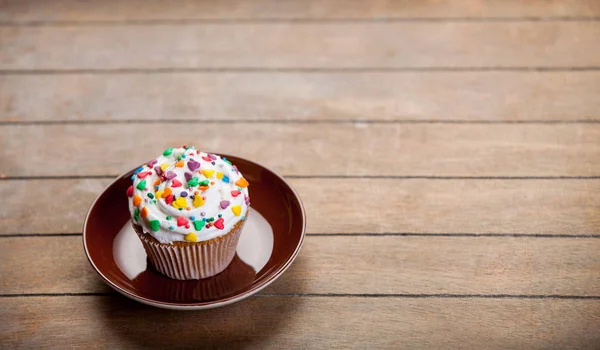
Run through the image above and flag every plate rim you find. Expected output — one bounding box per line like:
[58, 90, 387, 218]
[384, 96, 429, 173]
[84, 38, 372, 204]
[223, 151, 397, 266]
[82, 154, 306, 310]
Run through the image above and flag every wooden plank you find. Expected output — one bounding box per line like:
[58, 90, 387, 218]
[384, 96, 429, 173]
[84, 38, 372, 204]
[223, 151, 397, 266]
[2, 22, 599, 70]
[2, 296, 600, 348]
[1, 179, 598, 235]
[2, 72, 599, 122]
[1, 0, 598, 22]
[2, 236, 599, 295]
[2, 124, 600, 177]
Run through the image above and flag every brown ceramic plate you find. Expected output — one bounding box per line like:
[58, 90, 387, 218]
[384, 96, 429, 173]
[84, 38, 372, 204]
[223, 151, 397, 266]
[83, 155, 306, 310]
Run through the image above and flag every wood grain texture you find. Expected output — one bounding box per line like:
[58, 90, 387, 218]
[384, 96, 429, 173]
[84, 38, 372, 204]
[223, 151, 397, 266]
[2, 72, 599, 122]
[1, 0, 599, 22]
[2, 124, 600, 177]
[2, 22, 600, 70]
[2, 179, 599, 235]
[2, 236, 599, 295]
[2, 296, 600, 349]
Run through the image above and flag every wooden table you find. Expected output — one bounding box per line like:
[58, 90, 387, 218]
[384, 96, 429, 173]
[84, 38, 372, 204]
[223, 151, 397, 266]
[1, 1, 600, 348]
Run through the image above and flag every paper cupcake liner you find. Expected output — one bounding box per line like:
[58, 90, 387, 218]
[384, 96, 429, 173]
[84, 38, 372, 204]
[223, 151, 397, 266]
[134, 221, 245, 280]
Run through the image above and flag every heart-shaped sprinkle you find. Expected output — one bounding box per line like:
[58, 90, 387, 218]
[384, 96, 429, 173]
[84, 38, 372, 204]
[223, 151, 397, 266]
[177, 216, 188, 227]
[193, 220, 204, 230]
[208, 154, 217, 160]
[165, 171, 177, 180]
[133, 195, 142, 206]
[172, 197, 187, 209]
[165, 194, 174, 205]
[161, 188, 172, 198]
[175, 160, 184, 168]
[231, 205, 242, 216]
[171, 179, 182, 188]
[126, 185, 134, 197]
[140, 207, 149, 218]
[231, 190, 241, 197]
[220, 200, 230, 209]
[193, 196, 205, 208]
[188, 159, 201, 171]
[235, 178, 249, 188]
[184, 172, 193, 182]
[187, 177, 199, 187]
[147, 159, 158, 167]
[214, 218, 225, 230]
[160, 163, 170, 171]
[154, 166, 163, 176]
[201, 169, 214, 178]
[150, 220, 160, 231]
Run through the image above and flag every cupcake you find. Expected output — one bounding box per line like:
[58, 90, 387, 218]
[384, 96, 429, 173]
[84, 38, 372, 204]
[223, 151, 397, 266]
[127, 146, 250, 280]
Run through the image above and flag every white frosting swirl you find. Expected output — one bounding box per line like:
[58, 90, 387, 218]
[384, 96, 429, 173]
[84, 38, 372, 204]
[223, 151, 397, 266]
[128, 147, 250, 244]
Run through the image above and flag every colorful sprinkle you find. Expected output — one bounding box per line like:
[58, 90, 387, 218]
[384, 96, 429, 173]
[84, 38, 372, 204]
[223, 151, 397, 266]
[220, 200, 230, 209]
[222, 176, 230, 183]
[188, 159, 201, 171]
[165, 194, 174, 205]
[184, 232, 197, 242]
[154, 166, 163, 176]
[214, 218, 225, 230]
[134, 208, 140, 221]
[160, 163, 170, 171]
[134, 166, 144, 175]
[193, 195, 205, 208]
[126, 185, 134, 197]
[147, 159, 158, 167]
[161, 188, 172, 198]
[171, 179, 182, 188]
[155, 190, 164, 199]
[216, 172, 224, 180]
[198, 186, 209, 191]
[165, 171, 177, 180]
[193, 220, 203, 230]
[147, 193, 154, 199]
[175, 160, 184, 168]
[241, 216, 246, 221]
[172, 197, 187, 209]
[184, 172, 193, 182]
[235, 178, 249, 188]
[231, 205, 242, 216]
[163, 148, 174, 156]
[141, 207, 149, 218]
[202, 156, 212, 162]
[166, 216, 172, 220]
[133, 195, 142, 207]
[187, 177, 199, 187]
[180, 191, 188, 197]
[177, 216, 189, 227]
[169, 226, 174, 230]
[201, 169, 215, 178]
[190, 216, 195, 220]
[150, 220, 160, 231]
[231, 190, 241, 197]
[153, 179, 161, 187]
[136, 180, 146, 190]
[137, 171, 152, 179]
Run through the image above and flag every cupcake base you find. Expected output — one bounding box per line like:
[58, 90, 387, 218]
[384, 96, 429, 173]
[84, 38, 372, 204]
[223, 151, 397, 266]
[133, 220, 245, 280]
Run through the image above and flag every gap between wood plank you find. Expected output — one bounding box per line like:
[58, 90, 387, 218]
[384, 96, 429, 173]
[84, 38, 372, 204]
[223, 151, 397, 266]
[2, 67, 600, 75]
[2, 119, 600, 126]
[1, 293, 599, 299]
[1, 16, 600, 27]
